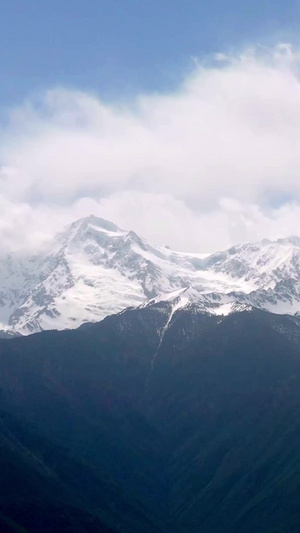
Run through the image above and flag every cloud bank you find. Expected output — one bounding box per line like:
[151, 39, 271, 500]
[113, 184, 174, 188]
[2, 43, 300, 252]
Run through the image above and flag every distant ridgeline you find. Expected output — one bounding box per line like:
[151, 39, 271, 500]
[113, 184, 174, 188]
[1, 216, 300, 335]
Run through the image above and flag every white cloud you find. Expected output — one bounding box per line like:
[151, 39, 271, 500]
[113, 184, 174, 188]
[2, 43, 300, 252]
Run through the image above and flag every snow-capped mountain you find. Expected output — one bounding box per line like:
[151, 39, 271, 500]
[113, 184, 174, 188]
[2, 215, 300, 334]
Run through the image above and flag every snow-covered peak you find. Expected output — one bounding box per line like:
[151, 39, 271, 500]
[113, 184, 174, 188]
[204, 236, 300, 291]
[1, 217, 300, 334]
[69, 214, 122, 234]
[56, 215, 126, 249]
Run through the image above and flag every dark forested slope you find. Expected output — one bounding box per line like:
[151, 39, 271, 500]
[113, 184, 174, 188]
[1, 304, 300, 532]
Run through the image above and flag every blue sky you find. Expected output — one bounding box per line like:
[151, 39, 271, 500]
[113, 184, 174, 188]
[1, 0, 300, 106]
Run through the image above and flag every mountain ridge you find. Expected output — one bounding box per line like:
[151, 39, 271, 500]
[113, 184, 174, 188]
[2, 215, 300, 334]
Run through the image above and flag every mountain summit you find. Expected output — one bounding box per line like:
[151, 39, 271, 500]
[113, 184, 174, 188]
[1, 216, 300, 334]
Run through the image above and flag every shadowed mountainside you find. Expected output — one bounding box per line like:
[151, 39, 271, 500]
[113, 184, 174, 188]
[1, 303, 300, 531]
